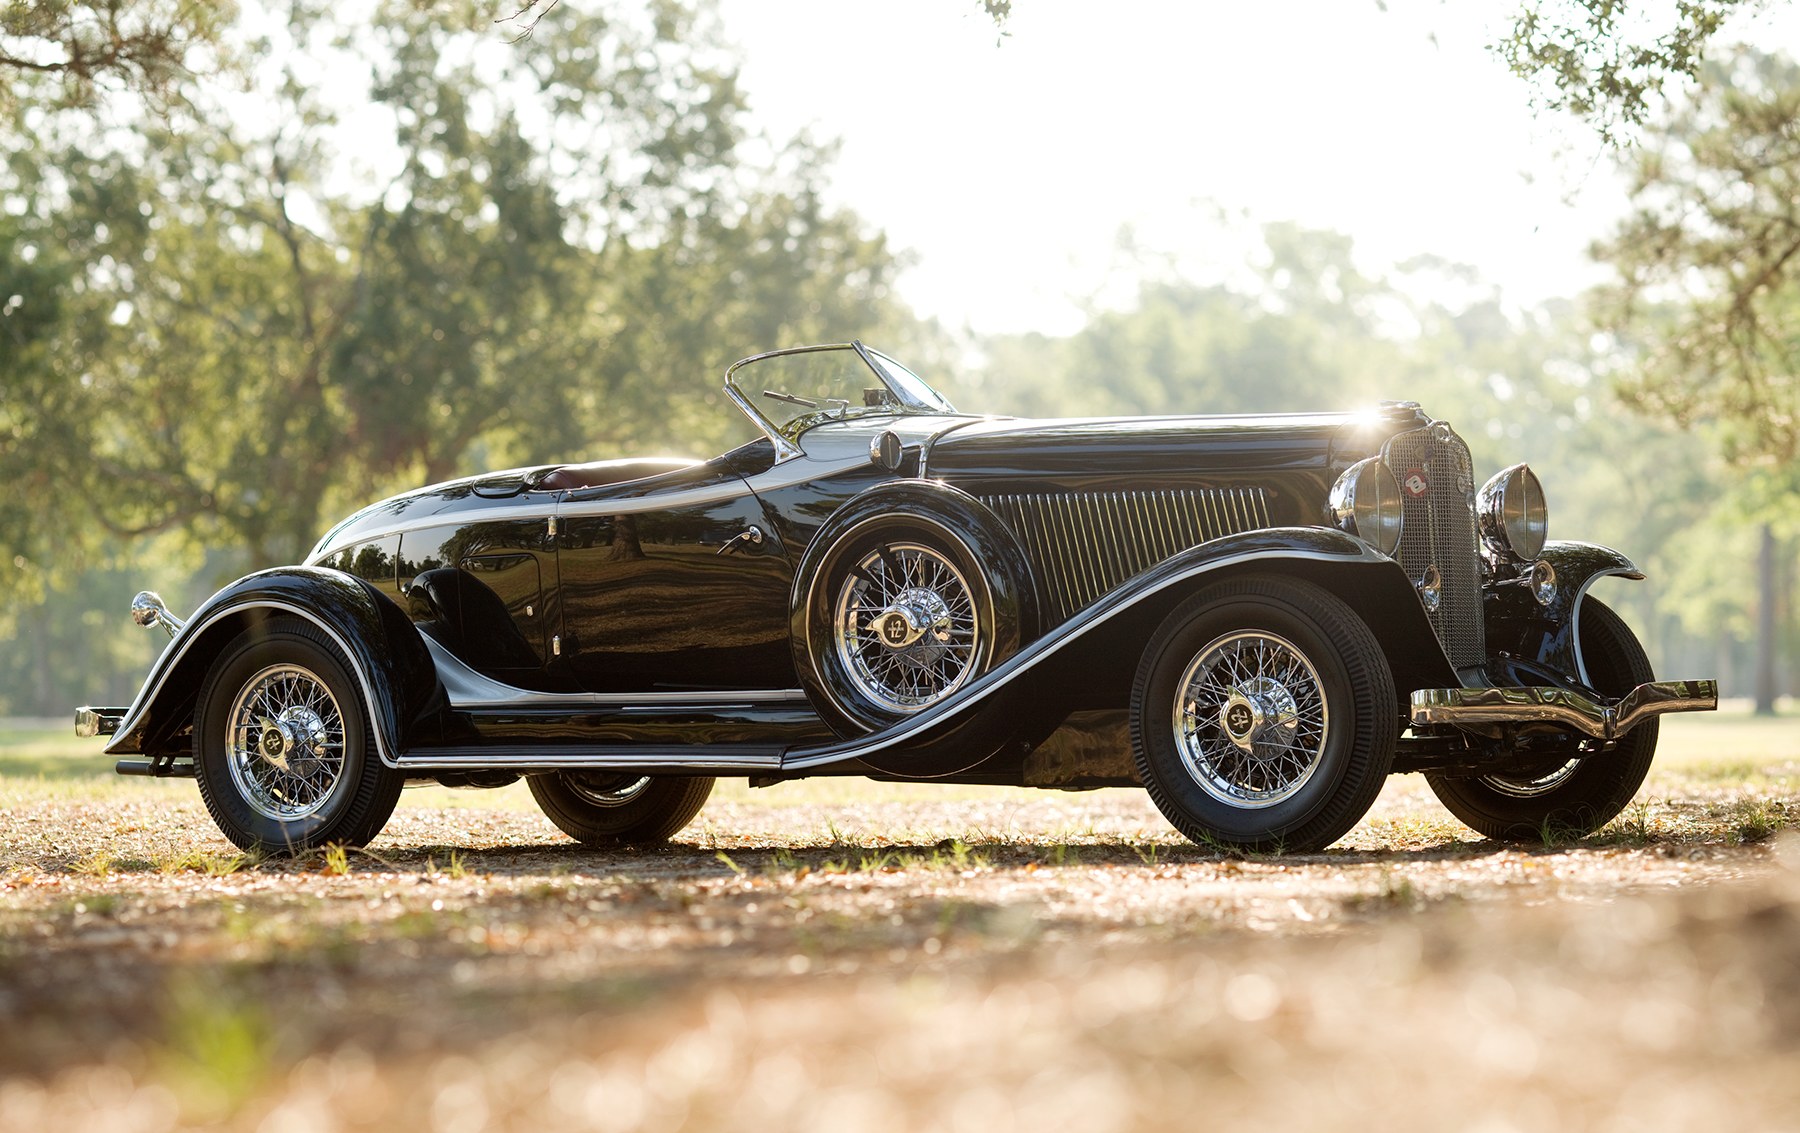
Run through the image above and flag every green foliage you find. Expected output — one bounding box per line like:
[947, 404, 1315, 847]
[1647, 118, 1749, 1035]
[0, 0, 915, 711]
[1593, 50, 1800, 469]
[1495, 0, 1754, 144]
[0, 0, 237, 110]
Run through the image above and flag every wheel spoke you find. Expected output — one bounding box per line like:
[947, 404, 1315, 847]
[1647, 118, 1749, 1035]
[224, 662, 349, 823]
[1171, 630, 1329, 808]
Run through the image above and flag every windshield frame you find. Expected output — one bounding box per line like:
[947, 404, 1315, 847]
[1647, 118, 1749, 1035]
[723, 341, 955, 460]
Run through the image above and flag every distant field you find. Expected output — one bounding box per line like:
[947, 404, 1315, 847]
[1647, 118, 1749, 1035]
[3, 707, 1797, 1132]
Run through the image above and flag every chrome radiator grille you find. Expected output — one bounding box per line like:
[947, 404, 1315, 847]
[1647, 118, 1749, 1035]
[1381, 423, 1486, 672]
[980, 488, 1271, 623]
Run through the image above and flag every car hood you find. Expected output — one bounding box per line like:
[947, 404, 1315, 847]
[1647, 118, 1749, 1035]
[921, 410, 1420, 483]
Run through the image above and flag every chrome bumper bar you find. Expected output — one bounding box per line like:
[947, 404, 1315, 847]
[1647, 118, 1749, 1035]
[1410, 679, 1718, 739]
[74, 706, 128, 738]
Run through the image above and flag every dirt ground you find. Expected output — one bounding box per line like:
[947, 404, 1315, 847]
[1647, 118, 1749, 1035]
[3, 712, 1800, 1132]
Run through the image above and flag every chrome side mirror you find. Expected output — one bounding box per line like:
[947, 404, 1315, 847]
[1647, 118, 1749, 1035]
[130, 591, 185, 638]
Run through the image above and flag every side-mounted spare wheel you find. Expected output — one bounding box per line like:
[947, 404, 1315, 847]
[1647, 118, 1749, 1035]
[528, 773, 715, 846]
[1427, 598, 1657, 841]
[793, 483, 1036, 736]
[194, 616, 406, 853]
[1130, 576, 1399, 853]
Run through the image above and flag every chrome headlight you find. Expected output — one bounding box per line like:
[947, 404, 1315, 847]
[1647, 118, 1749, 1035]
[1477, 463, 1548, 562]
[1327, 457, 1404, 557]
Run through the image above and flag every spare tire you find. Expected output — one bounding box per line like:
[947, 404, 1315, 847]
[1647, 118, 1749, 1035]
[791, 481, 1037, 736]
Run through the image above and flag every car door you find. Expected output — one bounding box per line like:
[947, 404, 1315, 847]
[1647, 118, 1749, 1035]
[554, 464, 796, 693]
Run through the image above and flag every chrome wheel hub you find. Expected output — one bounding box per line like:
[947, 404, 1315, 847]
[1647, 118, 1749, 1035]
[1173, 631, 1329, 808]
[873, 588, 955, 654]
[226, 664, 347, 822]
[833, 541, 983, 713]
[255, 706, 329, 778]
[1218, 676, 1301, 755]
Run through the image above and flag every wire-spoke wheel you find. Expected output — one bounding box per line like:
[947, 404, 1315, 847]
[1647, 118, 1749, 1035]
[798, 506, 1021, 738]
[195, 617, 404, 853]
[224, 664, 348, 822]
[831, 541, 984, 714]
[1131, 577, 1397, 853]
[1427, 599, 1658, 841]
[1173, 631, 1330, 808]
[529, 774, 715, 846]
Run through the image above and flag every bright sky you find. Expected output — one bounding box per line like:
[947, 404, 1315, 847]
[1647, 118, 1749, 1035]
[715, 0, 1793, 336]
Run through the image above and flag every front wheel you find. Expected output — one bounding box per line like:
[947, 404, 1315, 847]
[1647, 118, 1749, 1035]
[1130, 577, 1399, 853]
[194, 617, 405, 853]
[1426, 598, 1657, 841]
[528, 773, 715, 846]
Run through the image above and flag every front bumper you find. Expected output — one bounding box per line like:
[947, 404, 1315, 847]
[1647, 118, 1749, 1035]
[1410, 680, 1718, 739]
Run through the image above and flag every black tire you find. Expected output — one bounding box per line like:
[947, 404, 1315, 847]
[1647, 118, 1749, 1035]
[798, 515, 1013, 734]
[528, 773, 715, 846]
[194, 617, 405, 853]
[1427, 599, 1657, 841]
[1130, 577, 1399, 854]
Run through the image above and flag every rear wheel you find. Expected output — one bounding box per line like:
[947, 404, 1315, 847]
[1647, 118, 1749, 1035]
[1130, 577, 1398, 853]
[1427, 599, 1657, 841]
[528, 773, 715, 846]
[194, 617, 405, 853]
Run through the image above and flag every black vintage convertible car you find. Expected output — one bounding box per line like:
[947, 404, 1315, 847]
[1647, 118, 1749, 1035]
[77, 343, 1717, 853]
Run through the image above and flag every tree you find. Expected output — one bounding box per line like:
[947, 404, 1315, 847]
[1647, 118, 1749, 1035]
[1590, 51, 1800, 712]
[0, 0, 916, 712]
[0, 0, 235, 108]
[1494, 0, 1762, 145]
[1594, 52, 1800, 466]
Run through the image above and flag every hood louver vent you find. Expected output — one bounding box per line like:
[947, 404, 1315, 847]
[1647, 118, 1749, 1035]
[980, 488, 1271, 624]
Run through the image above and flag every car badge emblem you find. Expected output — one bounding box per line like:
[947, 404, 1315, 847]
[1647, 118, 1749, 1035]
[1402, 468, 1429, 497]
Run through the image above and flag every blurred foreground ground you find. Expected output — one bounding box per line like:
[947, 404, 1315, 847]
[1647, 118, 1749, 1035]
[1, 707, 1797, 1132]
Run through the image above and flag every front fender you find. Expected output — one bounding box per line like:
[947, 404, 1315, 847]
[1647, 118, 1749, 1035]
[105, 568, 443, 767]
[785, 526, 1449, 777]
[1486, 540, 1645, 687]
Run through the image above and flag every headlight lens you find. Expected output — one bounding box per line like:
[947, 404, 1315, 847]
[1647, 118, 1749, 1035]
[1327, 457, 1404, 557]
[1477, 463, 1548, 562]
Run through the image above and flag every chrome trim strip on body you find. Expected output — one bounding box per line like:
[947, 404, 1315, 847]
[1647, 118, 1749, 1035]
[421, 636, 809, 710]
[104, 598, 406, 767]
[779, 534, 1397, 771]
[308, 480, 766, 557]
[394, 748, 785, 771]
[1408, 679, 1718, 739]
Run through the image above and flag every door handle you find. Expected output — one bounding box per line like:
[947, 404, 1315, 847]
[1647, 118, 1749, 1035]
[716, 525, 765, 555]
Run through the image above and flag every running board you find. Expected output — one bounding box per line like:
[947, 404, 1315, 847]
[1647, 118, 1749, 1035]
[395, 745, 786, 772]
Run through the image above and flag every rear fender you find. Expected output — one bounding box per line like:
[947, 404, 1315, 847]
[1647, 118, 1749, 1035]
[105, 568, 443, 767]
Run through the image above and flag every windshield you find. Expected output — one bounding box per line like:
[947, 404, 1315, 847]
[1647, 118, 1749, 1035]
[724, 343, 955, 448]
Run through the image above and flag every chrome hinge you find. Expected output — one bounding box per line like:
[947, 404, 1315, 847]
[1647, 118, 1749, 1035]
[547, 516, 558, 538]
[552, 634, 561, 656]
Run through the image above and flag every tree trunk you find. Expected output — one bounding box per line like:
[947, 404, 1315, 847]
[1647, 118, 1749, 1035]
[1754, 522, 1778, 716]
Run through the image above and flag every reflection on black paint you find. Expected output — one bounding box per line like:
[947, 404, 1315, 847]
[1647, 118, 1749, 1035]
[559, 495, 794, 693]
[397, 519, 554, 686]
